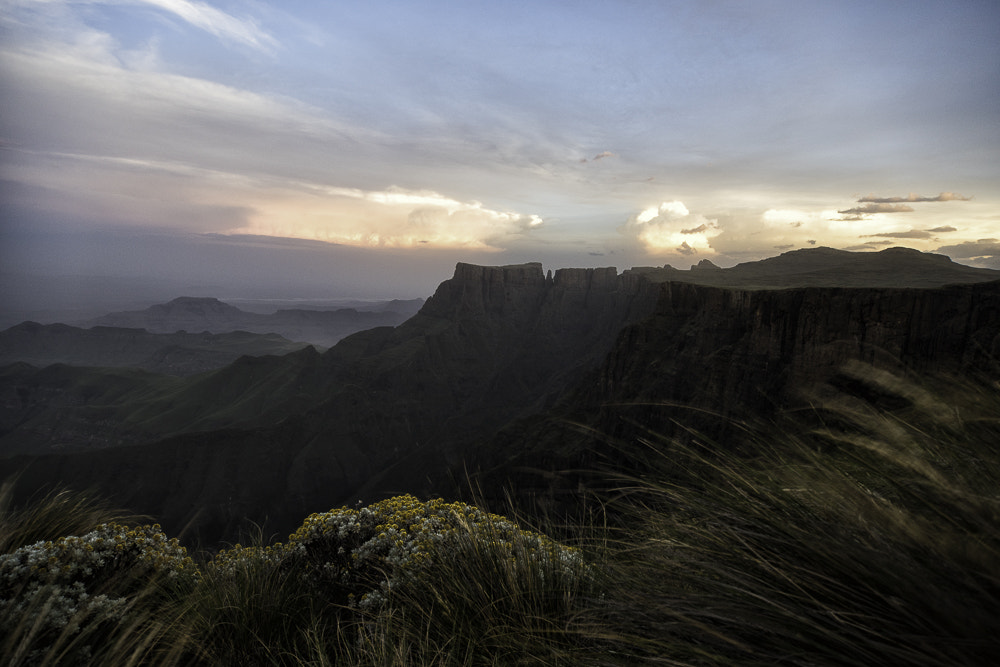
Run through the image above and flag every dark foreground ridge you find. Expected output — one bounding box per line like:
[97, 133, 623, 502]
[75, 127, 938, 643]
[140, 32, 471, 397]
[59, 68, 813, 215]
[1, 248, 999, 545]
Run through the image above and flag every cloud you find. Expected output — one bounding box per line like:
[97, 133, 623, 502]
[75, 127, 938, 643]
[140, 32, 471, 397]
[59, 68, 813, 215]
[680, 223, 712, 234]
[579, 150, 616, 163]
[927, 225, 957, 232]
[838, 203, 914, 215]
[233, 184, 544, 250]
[111, 0, 279, 52]
[774, 244, 795, 250]
[620, 201, 721, 255]
[934, 238, 1000, 257]
[762, 209, 838, 228]
[860, 230, 934, 239]
[843, 241, 894, 251]
[807, 239, 816, 245]
[934, 239, 1000, 269]
[858, 192, 972, 203]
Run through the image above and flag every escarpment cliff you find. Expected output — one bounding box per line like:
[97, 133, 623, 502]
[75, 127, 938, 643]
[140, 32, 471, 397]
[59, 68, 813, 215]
[2, 251, 998, 545]
[0, 263, 661, 542]
[592, 279, 1000, 412]
[464, 278, 1000, 506]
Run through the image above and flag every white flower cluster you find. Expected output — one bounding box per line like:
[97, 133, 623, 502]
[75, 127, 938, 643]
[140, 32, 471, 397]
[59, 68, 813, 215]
[0, 523, 196, 644]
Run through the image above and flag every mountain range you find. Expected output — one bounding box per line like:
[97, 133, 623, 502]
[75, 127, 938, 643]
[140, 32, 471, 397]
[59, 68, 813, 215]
[0, 296, 424, 377]
[83, 296, 424, 347]
[1, 247, 998, 545]
[0, 322, 313, 376]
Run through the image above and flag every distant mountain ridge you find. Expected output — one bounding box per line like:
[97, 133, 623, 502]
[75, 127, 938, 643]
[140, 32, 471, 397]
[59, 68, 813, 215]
[1, 247, 998, 544]
[629, 246, 1000, 288]
[0, 322, 312, 376]
[83, 296, 424, 347]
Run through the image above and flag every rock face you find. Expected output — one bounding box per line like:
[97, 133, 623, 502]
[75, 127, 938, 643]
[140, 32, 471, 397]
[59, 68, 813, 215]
[592, 280, 1000, 413]
[464, 278, 1000, 508]
[0, 263, 661, 543]
[2, 252, 998, 546]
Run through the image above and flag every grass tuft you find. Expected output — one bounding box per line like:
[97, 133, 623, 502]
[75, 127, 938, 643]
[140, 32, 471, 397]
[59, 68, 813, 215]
[2, 368, 997, 665]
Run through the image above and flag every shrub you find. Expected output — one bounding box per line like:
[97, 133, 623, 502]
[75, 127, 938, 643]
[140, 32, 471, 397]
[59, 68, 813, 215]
[0, 523, 198, 666]
[201, 495, 595, 665]
[285, 495, 588, 609]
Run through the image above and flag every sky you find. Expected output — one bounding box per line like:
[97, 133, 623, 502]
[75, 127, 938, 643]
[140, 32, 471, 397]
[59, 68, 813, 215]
[2, 0, 999, 316]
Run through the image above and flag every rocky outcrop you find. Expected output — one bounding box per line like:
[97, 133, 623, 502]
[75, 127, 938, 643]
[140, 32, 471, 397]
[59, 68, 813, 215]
[464, 278, 1000, 508]
[588, 280, 1000, 418]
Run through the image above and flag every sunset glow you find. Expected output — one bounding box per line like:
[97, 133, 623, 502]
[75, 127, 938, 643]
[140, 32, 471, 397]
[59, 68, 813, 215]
[1, 0, 998, 310]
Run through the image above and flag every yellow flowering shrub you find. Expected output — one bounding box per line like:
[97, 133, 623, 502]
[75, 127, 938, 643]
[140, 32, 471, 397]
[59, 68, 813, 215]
[282, 494, 588, 610]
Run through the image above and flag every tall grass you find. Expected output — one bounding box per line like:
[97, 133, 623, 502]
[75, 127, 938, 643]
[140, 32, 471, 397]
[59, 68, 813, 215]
[597, 366, 1000, 665]
[0, 480, 139, 555]
[2, 365, 997, 665]
[0, 485, 199, 666]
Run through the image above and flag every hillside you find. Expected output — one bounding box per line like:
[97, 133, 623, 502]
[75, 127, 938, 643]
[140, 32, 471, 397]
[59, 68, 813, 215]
[84, 296, 423, 347]
[1, 248, 999, 544]
[0, 322, 313, 376]
[629, 246, 1000, 288]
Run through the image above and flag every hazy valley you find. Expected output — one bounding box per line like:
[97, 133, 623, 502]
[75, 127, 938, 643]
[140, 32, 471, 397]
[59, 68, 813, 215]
[3, 246, 1000, 665]
[2, 246, 997, 541]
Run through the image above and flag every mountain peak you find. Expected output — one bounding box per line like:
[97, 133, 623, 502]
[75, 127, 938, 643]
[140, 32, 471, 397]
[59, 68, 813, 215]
[692, 259, 720, 270]
[156, 297, 244, 316]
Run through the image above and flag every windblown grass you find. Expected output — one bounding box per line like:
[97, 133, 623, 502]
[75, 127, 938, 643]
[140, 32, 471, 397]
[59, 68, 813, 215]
[2, 367, 997, 665]
[0, 481, 139, 555]
[597, 368, 1000, 665]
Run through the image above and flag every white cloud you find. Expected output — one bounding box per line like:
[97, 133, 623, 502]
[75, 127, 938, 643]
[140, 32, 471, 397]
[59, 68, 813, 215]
[233, 184, 544, 250]
[621, 201, 721, 255]
[7, 0, 277, 52]
[136, 0, 277, 52]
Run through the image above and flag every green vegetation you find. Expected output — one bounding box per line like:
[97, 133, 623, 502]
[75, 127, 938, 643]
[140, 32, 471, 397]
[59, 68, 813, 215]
[595, 368, 1000, 665]
[2, 369, 998, 665]
[2, 494, 593, 666]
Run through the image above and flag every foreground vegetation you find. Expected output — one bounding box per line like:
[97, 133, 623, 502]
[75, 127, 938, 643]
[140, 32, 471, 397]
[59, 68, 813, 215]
[2, 367, 998, 665]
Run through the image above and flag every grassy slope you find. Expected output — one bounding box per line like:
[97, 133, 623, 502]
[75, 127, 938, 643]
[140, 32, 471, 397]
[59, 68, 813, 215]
[2, 369, 997, 666]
